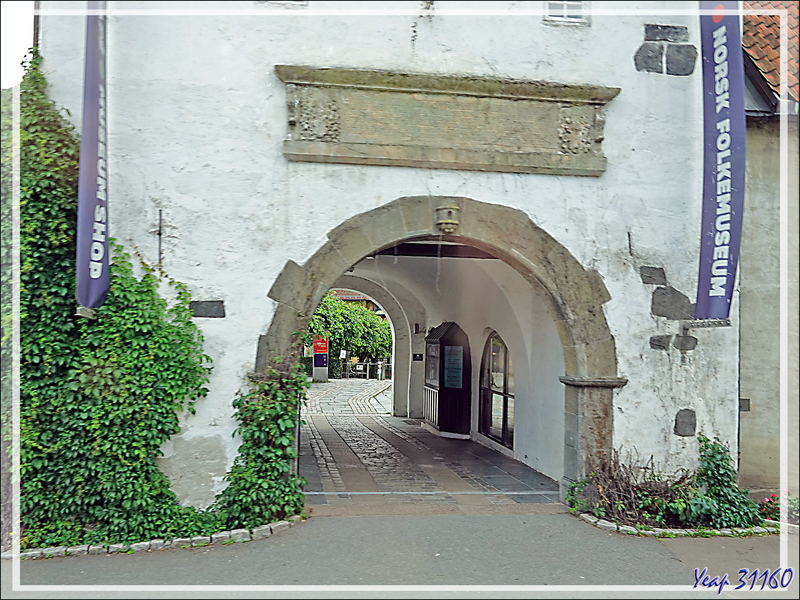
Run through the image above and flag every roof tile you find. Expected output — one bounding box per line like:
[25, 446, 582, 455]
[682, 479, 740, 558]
[743, 0, 799, 102]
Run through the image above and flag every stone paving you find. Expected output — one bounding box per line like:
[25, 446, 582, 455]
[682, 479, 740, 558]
[299, 379, 562, 514]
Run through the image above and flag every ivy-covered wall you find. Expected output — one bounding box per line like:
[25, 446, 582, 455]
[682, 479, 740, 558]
[14, 51, 305, 550]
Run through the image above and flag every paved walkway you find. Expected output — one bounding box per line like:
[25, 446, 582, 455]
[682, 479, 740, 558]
[299, 379, 562, 516]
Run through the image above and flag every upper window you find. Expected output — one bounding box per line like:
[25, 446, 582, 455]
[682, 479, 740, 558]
[544, 1, 589, 25]
[479, 332, 515, 450]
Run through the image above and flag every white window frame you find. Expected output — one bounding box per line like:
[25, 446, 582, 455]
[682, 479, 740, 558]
[543, 1, 590, 26]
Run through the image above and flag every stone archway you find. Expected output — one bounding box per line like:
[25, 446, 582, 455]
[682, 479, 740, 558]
[331, 274, 412, 417]
[258, 196, 627, 492]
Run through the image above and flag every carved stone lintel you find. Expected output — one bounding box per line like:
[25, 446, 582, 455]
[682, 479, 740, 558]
[558, 376, 628, 388]
[276, 65, 619, 176]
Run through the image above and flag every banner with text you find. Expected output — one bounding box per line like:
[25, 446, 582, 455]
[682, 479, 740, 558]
[75, 1, 109, 309]
[694, 0, 746, 320]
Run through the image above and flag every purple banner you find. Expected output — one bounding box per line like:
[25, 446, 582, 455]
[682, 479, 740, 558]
[75, 1, 109, 309]
[694, 0, 746, 320]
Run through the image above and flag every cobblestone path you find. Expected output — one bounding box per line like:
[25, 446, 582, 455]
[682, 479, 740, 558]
[299, 380, 564, 516]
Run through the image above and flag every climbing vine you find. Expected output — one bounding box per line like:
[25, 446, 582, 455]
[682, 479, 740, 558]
[212, 364, 307, 530]
[18, 50, 222, 549]
[16, 50, 309, 551]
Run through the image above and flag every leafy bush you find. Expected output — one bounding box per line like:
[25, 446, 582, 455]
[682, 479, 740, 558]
[695, 433, 761, 528]
[212, 364, 307, 530]
[18, 49, 222, 549]
[566, 434, 763, 530]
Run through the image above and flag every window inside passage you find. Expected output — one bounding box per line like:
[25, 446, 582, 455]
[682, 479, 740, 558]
[480, 332, 515, 449]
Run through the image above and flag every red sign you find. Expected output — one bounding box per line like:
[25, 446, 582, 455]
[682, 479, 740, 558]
[313, 336, 328, 354]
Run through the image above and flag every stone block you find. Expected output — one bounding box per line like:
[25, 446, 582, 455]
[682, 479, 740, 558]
[171, 537, 193, 549]
[230, 528, 251, 542]
[640, 266, 667, 285]
[255, 303, 308, 372]
[41, 546, 67, 558]
[651, 286, 694, 320]
[303, 241, 351, 299]
[270, 520, 291, 534]
[564, 385, 579, 415]
[563, 444, 580, 482]
[397, 196, 435, 237]
[189, 300, 225, 318]
[618, 525, 637, 535]
[543, 244, 606, 319]
[130, 541, 150, 552]
[327, 215, 378, 267]
[718, 528, 733, 536]
[672, 335, 698, 351]
[107, 543, 129, 554]
[67, 545, 89, 556]
[568, 307, 614, 345]
[733, 528, 750, 534]
[252, 525, 272, 540]
[564, 412, 578, 448]
[666, 44, 697, 76]
[580, 513, 598, 524]
[581, 338, 619, 378]
[674, 408, 696, 436]
[88, 545, 107, 555]
[20, 550, 42, 560]
[645, 24, 689, 42]
[650, 335, 672, 350]
[211, 531, 230, 544]
[192, 536, 211, 547]
[640, 530, 659, 537]
[288, 515, 303, 526]
[149, 539, 166, 550]
[751, 527, 768, 534]
[266, 260, 313, 312]
[352, 201, 408, 251]
[635, 42, 664, 73]
[596, 519, 617, 531]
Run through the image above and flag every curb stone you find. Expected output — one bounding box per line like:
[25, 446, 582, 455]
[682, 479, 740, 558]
[8, 515, 306, 560]
[574, 512, 786, 538]
[765, 519, 798, 535]
[230, 529, 251, 543]
[270, 520, 291, 534]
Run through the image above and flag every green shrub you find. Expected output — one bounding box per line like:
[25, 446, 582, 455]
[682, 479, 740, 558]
[212, 364, 307, 530]
[565, 434, 763, 530]
[17, 49, 222, 549]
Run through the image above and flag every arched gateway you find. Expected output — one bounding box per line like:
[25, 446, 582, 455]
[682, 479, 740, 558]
[259, 196, 627, 494]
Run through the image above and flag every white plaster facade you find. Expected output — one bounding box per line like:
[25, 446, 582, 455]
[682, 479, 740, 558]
[38, 1, 745, 507]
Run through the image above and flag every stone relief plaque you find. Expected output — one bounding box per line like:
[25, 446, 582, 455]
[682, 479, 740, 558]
[276, 65, 620, 176]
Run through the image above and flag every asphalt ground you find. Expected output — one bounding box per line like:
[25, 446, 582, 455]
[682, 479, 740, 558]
[4, 380, 797, 599]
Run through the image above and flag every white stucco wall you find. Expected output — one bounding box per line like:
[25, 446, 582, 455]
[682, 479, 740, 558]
[37, 1, 741, 504]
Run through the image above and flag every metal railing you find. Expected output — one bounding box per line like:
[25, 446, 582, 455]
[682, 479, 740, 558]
[345, 361, 391, 380]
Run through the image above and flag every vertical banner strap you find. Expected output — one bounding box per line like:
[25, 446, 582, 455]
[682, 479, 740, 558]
[75, 0, 109, 309]
[694, 0, 746, 321]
